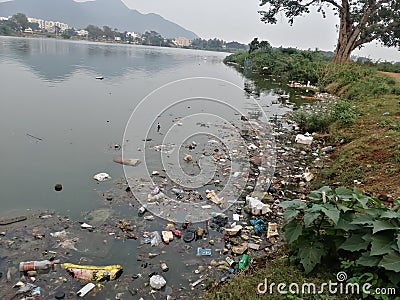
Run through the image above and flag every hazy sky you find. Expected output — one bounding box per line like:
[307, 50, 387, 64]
[2, 0, 398, 61]
[120, 0, 399, 62]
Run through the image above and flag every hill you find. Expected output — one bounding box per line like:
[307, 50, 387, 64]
[0, 0, 198, 39]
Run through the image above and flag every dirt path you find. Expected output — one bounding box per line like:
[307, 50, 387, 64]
[379, 71, 400, 84]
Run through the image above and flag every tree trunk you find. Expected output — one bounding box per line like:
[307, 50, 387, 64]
[333, 38, 354, 62]
[333, 0, 354, 63]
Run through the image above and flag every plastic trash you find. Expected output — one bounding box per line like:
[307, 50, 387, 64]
[295, 134, 313, 145]
[197, 248, 212, 256]
[161, 231, 174, 244]
[149, 274, 167, 289]
[302, 167, 314, 182]
[191, 278, 203, 287]
[182, 230, 196, 243]
[93, 173, 111, 182]
[206, 190, 224, 205]
[16, 283, 37, 294]
[183, 154, 192, 162]
[113, 157, 141, 167]
[246, 196, 271, 215]
[160, 262, 169, 272]
[76, 283, 95, 297]
[224, 225, 242, 236]
[138, 205, 147, 214]
[148, 192, 165, 201]
[238, 254, 249, 270]
[150, 231, 162, 247]
[250, 218, 265, 235]
[61, 263, 122, 281]
[171, 188, 183, 195]
[171, 228, 182, 238]
[321, 146, 334, 152]
[31, 287, 41, 296]
[267, 222, 279, 239]
[19, 260, 59, 271]
[80, 223, 93, 229]
[225, 256, 235, 267]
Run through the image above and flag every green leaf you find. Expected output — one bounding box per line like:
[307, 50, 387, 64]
[338, 234, 369, 251]
[372, 220, 397, 234]
[370, 232, 395, 256]
[386, 271, 400, 285]
[362, 232, 373, 242]
[356, 251, 381, 267]
[298, 241, 325, 274]
[336, 203, 352, 213]
[380, 210, 400, 219]
[335, 213, 359, 231]
[352, 192, 369, 209]
[378, 251, 400, 272]
[335, 187, 353, 199]
[318, 186, 332, 194]
[303, 210, 321, 226]
[351, 214, 374, 225]
[283, 208, 301, 221]
[308, 192, 322, 201]
[279, 199, 306, 210]
[283, 220, 303, 244]
[320, 203, 340, 225]
[397, 233, 400, 251]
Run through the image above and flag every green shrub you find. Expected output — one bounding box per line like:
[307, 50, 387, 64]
[279, 186, 400, 286]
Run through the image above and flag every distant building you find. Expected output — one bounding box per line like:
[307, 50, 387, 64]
[0, 16, 9, 21]
[114, 36, 121, 41]
[28, 17, 69, 33]
[174, 37, 191, 47]
[76, 29, 88, 36]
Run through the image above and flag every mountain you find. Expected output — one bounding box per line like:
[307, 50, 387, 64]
[0, 0, 198, 39]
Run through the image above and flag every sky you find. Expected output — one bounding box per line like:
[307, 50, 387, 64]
[119, 0, 399, 62]
[1, 0, 398, 61]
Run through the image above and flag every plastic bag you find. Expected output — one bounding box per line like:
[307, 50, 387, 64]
[150, 231, 162, 247]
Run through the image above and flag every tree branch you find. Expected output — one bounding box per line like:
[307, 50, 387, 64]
[355, 21, 400, 47]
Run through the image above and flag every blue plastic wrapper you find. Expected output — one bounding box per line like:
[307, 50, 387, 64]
[250, 218, 265, 235]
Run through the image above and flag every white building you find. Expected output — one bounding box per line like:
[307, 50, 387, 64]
[76, 29, 88, 36]
[27, 17, 69, 32]
[174, 37, 191, 47]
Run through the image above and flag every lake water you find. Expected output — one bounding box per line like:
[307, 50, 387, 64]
[0, 36, 292, 218]
[0, 36, 293, 298]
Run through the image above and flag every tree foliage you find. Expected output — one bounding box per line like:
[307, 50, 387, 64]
[9, 13, 28, 31]
[258, 0, 400, 62]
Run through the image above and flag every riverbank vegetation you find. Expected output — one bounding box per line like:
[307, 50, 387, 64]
[204, 47, 400, 299]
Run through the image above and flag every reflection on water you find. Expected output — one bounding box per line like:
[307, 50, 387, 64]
[0, 36, 218, 82]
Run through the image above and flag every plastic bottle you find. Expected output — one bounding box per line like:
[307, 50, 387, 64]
[19, 260, 59, 272]
[138, 204, 147, 214]
[238, 254, 249, 270]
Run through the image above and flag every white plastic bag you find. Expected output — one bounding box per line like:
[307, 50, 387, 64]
[150, 231, 162, 247]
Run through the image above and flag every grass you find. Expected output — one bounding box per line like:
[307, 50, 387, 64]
[315, 91, 400, 199]
[202, 247, 352, 300]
